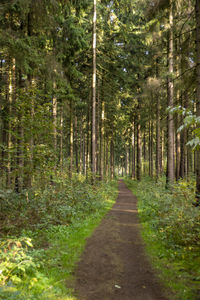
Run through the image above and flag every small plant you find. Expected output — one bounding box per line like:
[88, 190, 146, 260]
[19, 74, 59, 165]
[0, 237, 38, 286]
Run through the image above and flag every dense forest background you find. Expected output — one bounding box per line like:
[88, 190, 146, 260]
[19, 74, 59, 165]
[0, 0, 200, 191]
[1, 0, 200, 299]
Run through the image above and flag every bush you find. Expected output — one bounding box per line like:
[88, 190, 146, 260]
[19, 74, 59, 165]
[125, 177, 200, 300]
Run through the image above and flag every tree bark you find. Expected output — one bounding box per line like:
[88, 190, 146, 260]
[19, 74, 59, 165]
[69, 100, 73, 178]
[52, 80, 57, 171]
[137, 111, 142, 181]
[100, 99, 105, 180]
[60, 106, 64, 171]
[175, 114, 181, 181]
[195, 0, 200, 200]
[92, 0, 97, 183]
[74, 116, 79, 173]
[156, 95, 160, 181]
[166, 0, 175, 186]
[131, 121, 135, 179]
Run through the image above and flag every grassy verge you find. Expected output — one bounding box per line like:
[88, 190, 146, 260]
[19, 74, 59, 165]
[125, 177, 200, 300]
[0, 177, 118, 299]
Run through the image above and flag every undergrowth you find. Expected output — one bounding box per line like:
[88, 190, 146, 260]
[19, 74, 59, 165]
[125, 176, 200, 300]
[0, 174, 118, 299]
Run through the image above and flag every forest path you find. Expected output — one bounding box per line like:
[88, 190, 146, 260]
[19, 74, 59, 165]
[74, 180, 169, 300]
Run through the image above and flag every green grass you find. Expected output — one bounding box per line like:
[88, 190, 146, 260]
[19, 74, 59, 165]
[125, 176, 200, 300]
[0, 179, 118, 300]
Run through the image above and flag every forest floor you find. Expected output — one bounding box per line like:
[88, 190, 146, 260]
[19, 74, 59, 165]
[74, 180, 170, 300]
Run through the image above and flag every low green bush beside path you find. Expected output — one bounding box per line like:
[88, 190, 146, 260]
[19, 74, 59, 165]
[0, 177, 118, 300]
[125, 177, 200, 300]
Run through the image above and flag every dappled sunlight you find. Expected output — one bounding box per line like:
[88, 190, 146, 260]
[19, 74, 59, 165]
[112, 208, 137, 213]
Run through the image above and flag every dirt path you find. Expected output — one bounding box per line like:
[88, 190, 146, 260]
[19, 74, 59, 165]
[74, 180, 169, 300]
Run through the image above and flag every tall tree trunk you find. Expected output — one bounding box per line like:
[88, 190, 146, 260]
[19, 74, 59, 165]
[92, 0, 97, 183]
[15, 71, 24, 193]
[137, 111, 142, 181]
[131, 121, 135, 179]
[74, 116, 79, 173]
[100, 99, 105, 180]
[79, 118, 83, 174]
[52, 80, 57, 171]
[143, 129, 146, 175]
[60, 106, 64, 171]
[69, 100, 73, 178]
[125, 144, 129, 176]
[175, 114, 181, 181]
[86, 93, 91, 178]
[166, 0, 175, 186]
[110, 135, 114, 179]
[105, 135, 109, 179]
[156, 96, 160, 181]
[7, 58, 15, 188]
[148, 119, 151, 177]
[151, 120, 154, 177]
[196, 0, 200, 201]
[96, 79, 100, 177]
[160, 128, 164, 173]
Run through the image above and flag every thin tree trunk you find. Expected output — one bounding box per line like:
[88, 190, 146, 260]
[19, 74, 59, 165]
[69, 100, 73, 178]
[166, 0, 175, 186]
[131, 121, 135, 179]
[15, 71, 24, 192]
[105, 135, 109, 179]
[156, 95, 160, 181]
[151, 120, 154, 177]
[92, 0, 97, 183]
[74, 116, 79, 173]
[195, 0, 200, 201]
[60, 106, 64, 171]
[96, 79, 100, 177]
[137, 111, 142, 181]
[100, 99, 104, 180]
[79, 118, 83, 174]
[86, 93, 91, 178]
[53, 80, 57, 171]
[176, 114, 181, 181]
[161, 129, 164, 173]
[7, 58, 15, 188]
[110, 135, 114, 179]
[143, 129, 146, 175]
[149, 119, 151, 177]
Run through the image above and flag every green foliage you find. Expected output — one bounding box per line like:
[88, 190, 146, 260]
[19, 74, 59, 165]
[169, 106, 200, 149]
[0, 177, 118, 299]
[125, 177, 200, 300]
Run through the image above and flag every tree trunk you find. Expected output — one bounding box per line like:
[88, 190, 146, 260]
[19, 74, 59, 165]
[52, 80, 57, 171]
[148, 119, 151, 177]
[7, 58, 15, 188]
[175, 114, 181, 181]
[69, 100, 73, 178]
[151, 120, 154, 177]
[131, 121, 135, 179]
[79, 118, 83, 174]
[196, 0, 200, 201]
[15, 71, 24, 192]
[143, 129, 146, 175]
[92, 0, 97, 183]
[166, 0, 175, 186]
[137, 111, 142, 181]
[60, 106, 64, 171]
[100, 99, 104, 180]
[156, 96, 160, 181]
[74, 116, 79, 173]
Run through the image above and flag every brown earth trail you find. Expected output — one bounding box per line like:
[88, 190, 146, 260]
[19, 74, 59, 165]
[74, 180, 170, 300]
